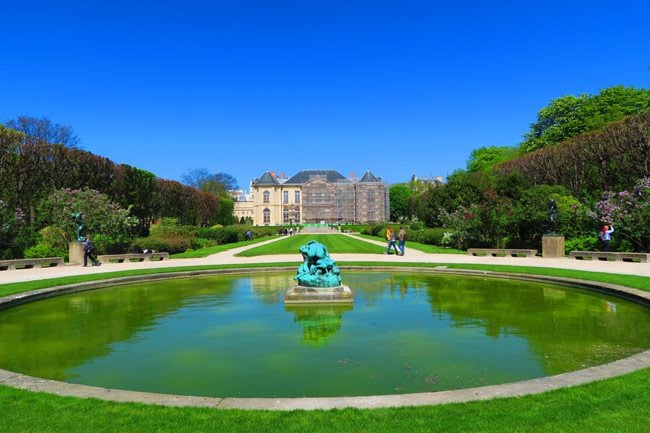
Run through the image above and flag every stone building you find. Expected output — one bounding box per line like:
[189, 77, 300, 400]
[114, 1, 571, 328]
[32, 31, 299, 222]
[246, 169, 389, 226]
[231, 189, 254, 223]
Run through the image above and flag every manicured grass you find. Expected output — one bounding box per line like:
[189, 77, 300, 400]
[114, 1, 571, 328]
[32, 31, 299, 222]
[1, 262, 649, 432]
[0, 369, 648, 433]
[170, 236, 274, 258]
[351, 233, 466, 254]
[235, 234, 385, 256]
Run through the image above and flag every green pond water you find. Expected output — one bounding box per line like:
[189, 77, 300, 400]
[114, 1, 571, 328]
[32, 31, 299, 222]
[0, 272, 649, 398]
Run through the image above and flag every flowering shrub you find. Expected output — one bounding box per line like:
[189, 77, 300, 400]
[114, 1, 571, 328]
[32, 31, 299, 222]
[38, 188, 138, 250]
[439, 190, 513, 249]
[596, 178, 650, 251]
[0, 200, 36, 258]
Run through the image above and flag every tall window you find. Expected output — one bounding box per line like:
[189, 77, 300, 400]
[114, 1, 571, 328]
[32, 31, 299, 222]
[263, 191, 270, 204]
[295, 191, 300, 204]
[263, 208, 271, 224]
[294, 210, 300, 223]
[283, 191, 289, 204]
[283, 208, 290, 223]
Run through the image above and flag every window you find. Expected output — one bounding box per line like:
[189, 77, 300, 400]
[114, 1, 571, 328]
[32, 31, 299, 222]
[263, 191, 270, 204]
[294, 210, 300, 223]
[283, 191, 289, 204]
[295, 191, 300, 204]
[283, 208, 290, 223]
[263, 208, 270, 224]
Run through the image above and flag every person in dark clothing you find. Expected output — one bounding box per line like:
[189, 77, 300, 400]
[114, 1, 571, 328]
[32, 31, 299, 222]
[83, 234, 100, 266]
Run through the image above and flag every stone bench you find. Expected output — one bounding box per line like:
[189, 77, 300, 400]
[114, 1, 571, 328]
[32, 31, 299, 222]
[569, 251, 649, 263]
[0, 257, 64, 271]
[97, 252, 170, 263]
[467, 248, 538, 257]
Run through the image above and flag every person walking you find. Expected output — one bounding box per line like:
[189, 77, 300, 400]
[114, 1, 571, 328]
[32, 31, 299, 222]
[386, 226, 399, 255]
[600, 224, 614, 252]
[397, 227, 407, 256]
[83, 234, 101, 267]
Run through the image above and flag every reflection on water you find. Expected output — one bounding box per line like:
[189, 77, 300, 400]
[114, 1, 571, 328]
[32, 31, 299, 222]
[285, 304, 353, 347]
[0, 272, 648, 398]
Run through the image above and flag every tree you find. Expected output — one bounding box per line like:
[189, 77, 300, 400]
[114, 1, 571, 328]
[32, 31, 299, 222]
[4, 115, 81, 148]
[389, 184, 413, 222]
[38, 188, 138, 248]
[466, 146, 518, 173]
[181, 168, 239, 191]
[110, 165, 157, 233]
[521, 86, 650, 152]
[0, 198, 36, 259]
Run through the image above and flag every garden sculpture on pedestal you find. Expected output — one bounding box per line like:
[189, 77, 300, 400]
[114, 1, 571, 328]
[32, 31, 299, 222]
[71, 212, 86, 241]
[293, 240, 342, 288]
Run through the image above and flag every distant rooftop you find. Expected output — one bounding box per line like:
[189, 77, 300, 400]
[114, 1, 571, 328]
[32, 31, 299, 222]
[252, 169, 387, 186]
[358, 170, 381, 183]
[252, 171, 281, 186]
[284, 170, 350, 184]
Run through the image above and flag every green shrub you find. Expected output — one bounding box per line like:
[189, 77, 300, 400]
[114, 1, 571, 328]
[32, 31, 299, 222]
[408, 221, 425, 231]
[564, 236, 599, 254]
[192, 238, 216, 249]
[23, 243, 66, 259]
[409, 228, 448, 246]
[150, 218, 197, 239]
[92, 233, 131, 254]
[251, 226, 276, 238]
[131, 236, 192, 254]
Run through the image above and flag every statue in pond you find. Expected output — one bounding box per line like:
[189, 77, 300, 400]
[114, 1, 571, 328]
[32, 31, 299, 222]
[294, 240, 342, 288]
[71, 212, 86, 241]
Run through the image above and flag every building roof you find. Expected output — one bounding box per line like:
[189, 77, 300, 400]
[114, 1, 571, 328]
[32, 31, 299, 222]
[252, 171, 281, 186]
[284, 169, 351, 185]
[358, 170, 381, 183]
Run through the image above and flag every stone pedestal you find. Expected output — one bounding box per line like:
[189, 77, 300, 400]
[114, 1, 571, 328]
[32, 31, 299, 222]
[542, 235, 565, 258]
[69, 241, 85, 265]
[284, 285, 354, 304]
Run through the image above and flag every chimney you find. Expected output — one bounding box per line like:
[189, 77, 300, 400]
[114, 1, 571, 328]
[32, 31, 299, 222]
[350, 171, 355, 180]
[271, 171, 276, 178]
[281, 172, 286, 180]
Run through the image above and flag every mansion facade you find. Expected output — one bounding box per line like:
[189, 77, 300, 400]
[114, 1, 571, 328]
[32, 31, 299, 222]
[233, 169, 389, 226]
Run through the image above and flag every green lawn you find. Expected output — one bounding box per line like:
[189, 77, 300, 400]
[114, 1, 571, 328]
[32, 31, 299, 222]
[0, 368, 648, 433]
[235, 234, 385, 256]
[170, 236, 274, 258]
[1, 262, 649, 432]
[350, 233, 466, 254]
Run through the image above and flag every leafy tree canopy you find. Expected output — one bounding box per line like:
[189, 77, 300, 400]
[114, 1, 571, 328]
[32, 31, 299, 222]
[521, 85, 650, 152]
[389, 184, 413, 222]
[38, 188, 138, 245]
[466, 146, 518, 173]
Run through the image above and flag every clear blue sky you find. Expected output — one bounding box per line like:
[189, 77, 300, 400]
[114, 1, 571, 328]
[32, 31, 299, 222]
[2, 1, 648, 188]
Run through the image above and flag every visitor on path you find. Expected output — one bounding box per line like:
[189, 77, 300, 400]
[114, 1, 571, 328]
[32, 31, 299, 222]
[397, 227, 407, 256]
[246, 229, 253, 241]
[600, 224, 614, 252]
[83, 234, 101, 267]
[386, 227, 400, 255]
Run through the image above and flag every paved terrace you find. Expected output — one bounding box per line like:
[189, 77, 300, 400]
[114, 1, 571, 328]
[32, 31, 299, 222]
[1, 233, 649, 285]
